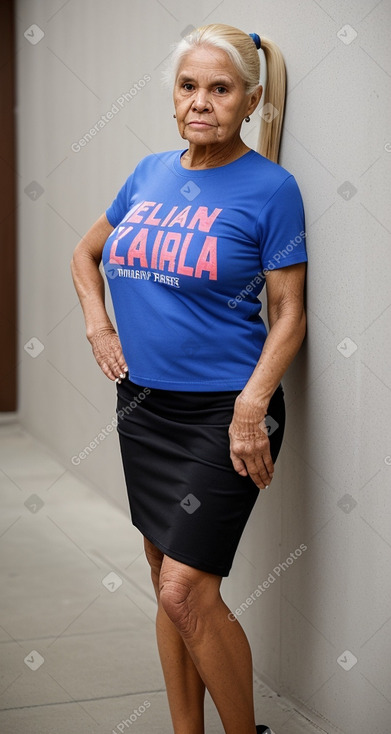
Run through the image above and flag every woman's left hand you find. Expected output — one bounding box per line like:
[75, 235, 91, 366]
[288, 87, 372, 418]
[228, 392, 274, 490]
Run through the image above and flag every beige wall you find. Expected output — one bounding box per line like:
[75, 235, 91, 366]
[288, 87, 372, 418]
[16, 1, 391, 732]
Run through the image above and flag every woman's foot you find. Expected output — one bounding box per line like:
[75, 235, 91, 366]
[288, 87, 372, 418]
[256, 726, 272, 734]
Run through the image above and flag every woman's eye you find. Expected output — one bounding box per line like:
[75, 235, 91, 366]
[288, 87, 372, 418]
[183, 83, 194, 91]
[215, 86, 227, 94]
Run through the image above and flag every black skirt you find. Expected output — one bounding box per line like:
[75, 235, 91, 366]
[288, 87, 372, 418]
[116, 376, 285, 577]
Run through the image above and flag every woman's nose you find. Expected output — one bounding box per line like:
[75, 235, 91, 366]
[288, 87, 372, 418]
[192, 90, 211, 111]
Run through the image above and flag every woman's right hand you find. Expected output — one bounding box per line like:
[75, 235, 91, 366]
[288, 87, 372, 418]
[88, 327, 128, 382]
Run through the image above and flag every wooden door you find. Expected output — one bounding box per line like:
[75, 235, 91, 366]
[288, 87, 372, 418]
[0, 0, 17, 411]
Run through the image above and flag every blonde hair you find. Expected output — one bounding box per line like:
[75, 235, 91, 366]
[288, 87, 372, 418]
[164, 23, 286, 164]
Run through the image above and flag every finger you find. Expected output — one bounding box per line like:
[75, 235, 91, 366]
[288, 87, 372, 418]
[99, 360, 117, 381]
[245, 456, 273, 489]
[109, 342, 127, 373]
[263, 453, 274, 479]
[253, 439, 274, 479]
[253, 449, 274, 480]
[230, 452, 248, 476]
[103, 368, 117, 381]
[113, 346, 128, 373]
[249, 469, 271, 489]
[107, 357, 127, 379]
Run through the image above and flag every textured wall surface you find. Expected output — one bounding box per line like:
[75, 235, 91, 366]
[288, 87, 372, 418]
[15, 1, 391, 732]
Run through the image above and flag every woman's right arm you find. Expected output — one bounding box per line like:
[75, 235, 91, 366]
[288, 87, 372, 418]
[70, 212, 128, 381]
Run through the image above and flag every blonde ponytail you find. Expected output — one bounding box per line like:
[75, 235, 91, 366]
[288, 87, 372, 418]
[257, 37, 287, 163]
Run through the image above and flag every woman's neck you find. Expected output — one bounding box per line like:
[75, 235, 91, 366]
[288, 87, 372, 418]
[180, 139, 250, 170]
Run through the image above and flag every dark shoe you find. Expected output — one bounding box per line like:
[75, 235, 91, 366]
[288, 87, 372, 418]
[256, 726, 272, 734]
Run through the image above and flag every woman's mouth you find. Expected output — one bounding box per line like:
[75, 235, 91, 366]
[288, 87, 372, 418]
[188, 121, 214, 128]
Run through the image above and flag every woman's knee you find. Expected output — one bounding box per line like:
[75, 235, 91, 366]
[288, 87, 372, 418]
[159, 557, 221, 637]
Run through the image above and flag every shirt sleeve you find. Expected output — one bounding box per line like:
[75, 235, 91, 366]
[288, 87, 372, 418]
[257, 174, 308, 272]
[105, 172, 134, 227]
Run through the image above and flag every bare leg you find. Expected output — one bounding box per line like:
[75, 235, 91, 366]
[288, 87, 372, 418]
[159, 555, 257, 734]
[144, 538, 206, 734]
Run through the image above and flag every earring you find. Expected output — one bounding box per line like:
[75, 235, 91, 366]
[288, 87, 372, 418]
[245, 116, 250, 122]
[173, 114, 176, 118]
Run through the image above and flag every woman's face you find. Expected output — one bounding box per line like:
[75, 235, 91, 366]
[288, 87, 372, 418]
[173, 45, 261, 147]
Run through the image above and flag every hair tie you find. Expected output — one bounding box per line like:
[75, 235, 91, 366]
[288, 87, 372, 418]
[249, 33, 261, 50]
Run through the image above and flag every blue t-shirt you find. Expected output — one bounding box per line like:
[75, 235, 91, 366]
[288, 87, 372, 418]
[102, 148, 308, 391]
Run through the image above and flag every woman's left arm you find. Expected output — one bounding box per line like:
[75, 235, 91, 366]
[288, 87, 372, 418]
[228, 262, 307, 489]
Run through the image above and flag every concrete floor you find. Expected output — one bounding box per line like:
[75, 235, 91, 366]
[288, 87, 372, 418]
[0, 422, 330, 734]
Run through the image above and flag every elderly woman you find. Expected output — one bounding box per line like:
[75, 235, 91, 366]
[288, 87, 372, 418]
[71, 23, 308, 734]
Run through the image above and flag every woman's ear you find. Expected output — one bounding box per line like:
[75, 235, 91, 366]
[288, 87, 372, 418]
[247, 84, 263, 116]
